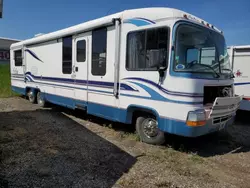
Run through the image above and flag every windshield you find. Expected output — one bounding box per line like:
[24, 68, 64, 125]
[174, 24, 231, 78]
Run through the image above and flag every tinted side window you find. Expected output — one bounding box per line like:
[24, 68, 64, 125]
[126, 27, 169, 71]
[126, 31, 146, 70]
[91, 28, 107, 76]
[77, 40, 86, 62]
[14, 50, 22, 66]
[62, 36, 72, 74]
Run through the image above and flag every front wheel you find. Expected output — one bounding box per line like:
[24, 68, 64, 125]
[136, 116, 165, 145]
[37, 91, 46, 107]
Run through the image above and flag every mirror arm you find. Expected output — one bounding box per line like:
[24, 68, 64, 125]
[158, 66, 167, 78]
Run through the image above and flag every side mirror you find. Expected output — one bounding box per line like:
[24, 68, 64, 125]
[158, 66, 167, 78]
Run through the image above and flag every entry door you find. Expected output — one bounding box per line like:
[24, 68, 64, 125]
[73, 33, 90, 108]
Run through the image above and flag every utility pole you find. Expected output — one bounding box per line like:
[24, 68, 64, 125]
[0, 0, 3, 18]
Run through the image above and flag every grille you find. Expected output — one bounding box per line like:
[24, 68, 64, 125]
[213, 115, 232, 125]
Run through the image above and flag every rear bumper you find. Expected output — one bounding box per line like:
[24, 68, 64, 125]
[158, 115, 235, 137]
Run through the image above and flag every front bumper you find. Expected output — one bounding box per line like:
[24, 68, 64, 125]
[158, 114, 235, 137]
[158, 95, 241, 137]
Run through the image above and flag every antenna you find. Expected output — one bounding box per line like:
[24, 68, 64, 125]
[106, 7, 120, 15]
[106, 7, 113, 15]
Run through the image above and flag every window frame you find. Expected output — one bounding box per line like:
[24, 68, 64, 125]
[76, 39, 86, 62]
[62, 36, 73, 74]
[14, 49, 23, 67]
[125, 26, 170, 71]
[91, 27, 107, 76]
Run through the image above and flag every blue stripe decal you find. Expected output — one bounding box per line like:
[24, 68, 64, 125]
[25, 49, 43, 62]
[25, 72, 136, 91]
[123, 18, 155, 26]
[126, 81, 203, 105]
[12, 75, 202, 104]
[123, 77, 203, 97]
[133, 17, 156, 24]
[23, 77, 114, 95]
[234, 82, 250, 86]
[12, 74, 203, 103]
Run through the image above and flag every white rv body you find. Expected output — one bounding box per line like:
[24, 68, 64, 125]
[10, 8, 241, 141]
[228, 45, 250, 111]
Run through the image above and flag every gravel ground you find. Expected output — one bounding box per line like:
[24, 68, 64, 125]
[0, 97, 250, 188]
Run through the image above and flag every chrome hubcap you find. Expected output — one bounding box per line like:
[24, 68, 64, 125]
[28, 92, 34, 101]
[142, 118, 158, 138]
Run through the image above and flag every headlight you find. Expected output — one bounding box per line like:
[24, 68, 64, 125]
[186, 110, 206, 127]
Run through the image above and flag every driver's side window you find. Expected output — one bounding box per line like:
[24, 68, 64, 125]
[186, 48, 199, 64]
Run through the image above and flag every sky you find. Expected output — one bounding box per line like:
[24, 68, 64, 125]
[0, 0, 249, 46]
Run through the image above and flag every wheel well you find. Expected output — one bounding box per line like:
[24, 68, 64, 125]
[128, 107, 157, 125]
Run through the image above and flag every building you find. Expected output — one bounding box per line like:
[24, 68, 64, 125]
[0, 37, 20, 64]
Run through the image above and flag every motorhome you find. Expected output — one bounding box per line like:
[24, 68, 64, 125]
[10, 7, 241, 145]
[228, 45, 250, 111]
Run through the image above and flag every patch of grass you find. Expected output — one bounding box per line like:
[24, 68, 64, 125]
[120, 132, 140, 141]
[189, 153, 205, 164]
[0, 64, 17, 98]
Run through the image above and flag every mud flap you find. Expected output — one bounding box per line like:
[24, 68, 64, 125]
[209, 96, 242, 118]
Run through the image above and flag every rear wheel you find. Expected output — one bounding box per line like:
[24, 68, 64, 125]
[37, 91, 46, 107]
[27, 90, 36, 103]
[136, 116, 165, 145]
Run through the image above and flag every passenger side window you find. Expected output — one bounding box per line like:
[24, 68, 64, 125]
[91, 28, 107, 76]
[77, 40, 86, 62]
[14, 50, 22, 66]
[62, 36, 72, 74]
[126, 27, 169, 71]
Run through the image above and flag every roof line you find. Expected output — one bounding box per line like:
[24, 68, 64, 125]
[228, 45, 250, 49]
[0, 37, 21, 41]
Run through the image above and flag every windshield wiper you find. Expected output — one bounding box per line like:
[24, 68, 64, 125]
[188, 63, 220, 78]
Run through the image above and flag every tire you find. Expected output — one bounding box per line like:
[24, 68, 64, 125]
[37, 91, 46, 107]
[136, 116, 165, 145]
[27, 90, 36, 103]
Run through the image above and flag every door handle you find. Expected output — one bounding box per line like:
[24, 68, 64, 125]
[75, 67, 78, 72]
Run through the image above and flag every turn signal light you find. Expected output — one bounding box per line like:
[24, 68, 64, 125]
[186, 120, 206, 127]
[186, 110, 206, 127]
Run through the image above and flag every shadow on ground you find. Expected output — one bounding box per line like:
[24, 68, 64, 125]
[56, 105, 250, 158]
[0, 108, 136, 187]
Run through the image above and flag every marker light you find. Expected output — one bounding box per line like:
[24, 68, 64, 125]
[206, 23, 210, 27]
[183, 14, 188, 19]
[186, 110, 206, 127]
